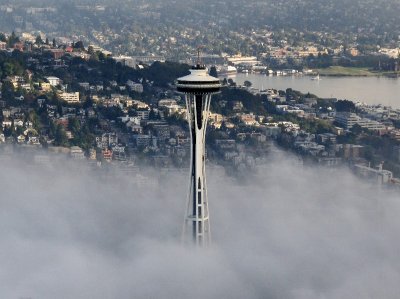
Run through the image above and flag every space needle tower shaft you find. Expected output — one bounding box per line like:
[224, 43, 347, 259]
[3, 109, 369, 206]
[176, 63, 221, 247]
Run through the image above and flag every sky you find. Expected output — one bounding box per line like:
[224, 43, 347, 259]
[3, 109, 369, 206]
[0, 149, 399, 298]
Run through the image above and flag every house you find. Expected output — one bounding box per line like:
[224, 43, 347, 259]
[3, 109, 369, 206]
[134, 134, 152, 147]
[87, 108, 96, 118]
[127, 123, 143, 134]
[27, 136, 40, 145]
[131, 100, 149, 109]
[40, 82, 52, 91]
[46, 76, 61, 86]
[96, 132, 118, 148]
[17, 135, 26, 143]
[239, 113, 259, 126]
[14, 119, 24, 127]
[79, 82, 90, 90]
[102, 149, 113, 161]
[2, 109, 11, 118]
[137, 110, 150, 120]
[126, 81, 144, 93]
[70, 146, 85, 159]
[37, 98, 46, 107]
[7, 76, 24, 89]
[48, 49, 65, 59]
[2, 120, 12, 128]
[20, 83, 31, 91]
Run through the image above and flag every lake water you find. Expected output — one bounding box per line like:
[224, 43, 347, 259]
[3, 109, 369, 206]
[227, 73, 400, 109]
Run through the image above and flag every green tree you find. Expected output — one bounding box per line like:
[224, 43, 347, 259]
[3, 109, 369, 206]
[35, 35, 43, 45]
[243, 80, 252, 88]
[54, 124, 69, 146]
[87, 46, 95, 55]
[209, 66, 218, 78]
[1, 81, 15, 101]
[74, 41, 85, 50]
[350, 124, 363, 135]
[335, 100, 356, 112]
[7, 31, 19, 47]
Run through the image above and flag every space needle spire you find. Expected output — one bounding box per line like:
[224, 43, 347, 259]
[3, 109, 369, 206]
[177, 52, 221, 247]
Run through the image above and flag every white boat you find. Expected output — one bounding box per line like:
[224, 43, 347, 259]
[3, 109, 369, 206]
[218, 65, 237, 75]
[311, 74, 321, 80]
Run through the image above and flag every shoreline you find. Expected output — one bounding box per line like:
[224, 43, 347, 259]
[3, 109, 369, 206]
[316, 66, 400, 78]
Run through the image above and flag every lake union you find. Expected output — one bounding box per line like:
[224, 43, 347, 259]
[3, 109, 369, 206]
[229, 73, 400, 109]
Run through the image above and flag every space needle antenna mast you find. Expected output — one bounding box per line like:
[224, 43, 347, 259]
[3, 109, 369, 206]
[177, 48, 221, 247]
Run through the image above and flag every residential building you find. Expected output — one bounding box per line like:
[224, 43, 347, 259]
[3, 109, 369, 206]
[137, 110, 150, 120]
[353, 164, 393, 185]
[46, 76, 61, 86]
[70, 146, 85, 159]
[60, 92, 80, 104]
[335, 112, 386, 131]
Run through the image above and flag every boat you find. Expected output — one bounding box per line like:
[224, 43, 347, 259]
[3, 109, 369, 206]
[311, 74, 321, 80]
[218, 65, 237, 75]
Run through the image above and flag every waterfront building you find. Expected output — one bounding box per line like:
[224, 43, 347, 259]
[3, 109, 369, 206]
[335, 112, 386, 131]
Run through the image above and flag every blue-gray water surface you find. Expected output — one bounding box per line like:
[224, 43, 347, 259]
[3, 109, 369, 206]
[229, 73, 400, 108]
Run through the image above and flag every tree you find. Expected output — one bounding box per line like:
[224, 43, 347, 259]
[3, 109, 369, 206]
[74, 41, 85, 50]
[243, 80, 252, 88]
[52, 38, 57, 48]
[335, 100, 356, 112]
[227, 78, 235, 86]
[87, 46, 95, 55]
[7, 31, 19, 47]
[54, 124, 68, 146]
[1, 81, 15, 101]
[35, 35, 43, 45]
[209, 66, 218, 78]
[350, 123, 363, 135]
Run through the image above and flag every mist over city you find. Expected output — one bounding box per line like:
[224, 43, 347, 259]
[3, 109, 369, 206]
[0, 0, 400, 298]
[1, 151, 399, 298]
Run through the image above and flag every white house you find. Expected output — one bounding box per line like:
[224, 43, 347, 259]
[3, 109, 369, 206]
[46, 76, 61, 86]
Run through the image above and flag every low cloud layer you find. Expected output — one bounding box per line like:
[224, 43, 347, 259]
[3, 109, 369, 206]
[0, 151, 399, 299]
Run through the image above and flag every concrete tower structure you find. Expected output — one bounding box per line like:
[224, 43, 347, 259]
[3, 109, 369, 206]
[177, 64, 221, 247]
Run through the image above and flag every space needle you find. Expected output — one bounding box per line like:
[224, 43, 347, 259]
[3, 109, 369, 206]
[176, 55, 221, 247]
